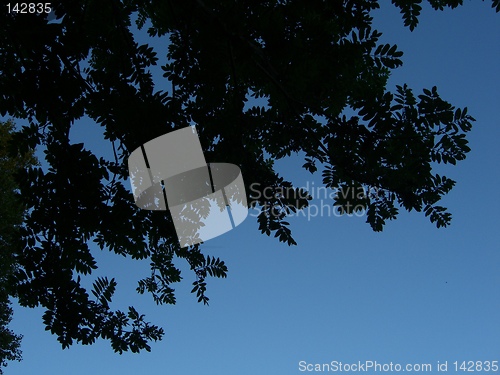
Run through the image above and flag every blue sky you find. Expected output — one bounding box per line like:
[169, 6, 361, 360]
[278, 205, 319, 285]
[7, 2, 500, 374]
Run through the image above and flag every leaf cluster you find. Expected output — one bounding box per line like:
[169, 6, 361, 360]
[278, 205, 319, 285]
[0, 120, 37, 371]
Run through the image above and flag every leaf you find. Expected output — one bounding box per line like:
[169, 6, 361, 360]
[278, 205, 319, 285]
[91, 277, 117, 308]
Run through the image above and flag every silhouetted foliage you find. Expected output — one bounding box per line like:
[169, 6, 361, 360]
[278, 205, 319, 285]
[0, 0, 496, 354]
[0, 120, 37, 372]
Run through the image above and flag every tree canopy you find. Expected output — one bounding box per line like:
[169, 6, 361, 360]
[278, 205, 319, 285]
[0, 0, 497, 355]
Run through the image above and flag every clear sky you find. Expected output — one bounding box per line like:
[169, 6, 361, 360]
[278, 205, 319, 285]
[7, 2, 500, 374]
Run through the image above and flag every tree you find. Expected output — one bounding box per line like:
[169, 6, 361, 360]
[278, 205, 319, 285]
[0, 120, 37, 372]
[0, 0, 497, 354]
